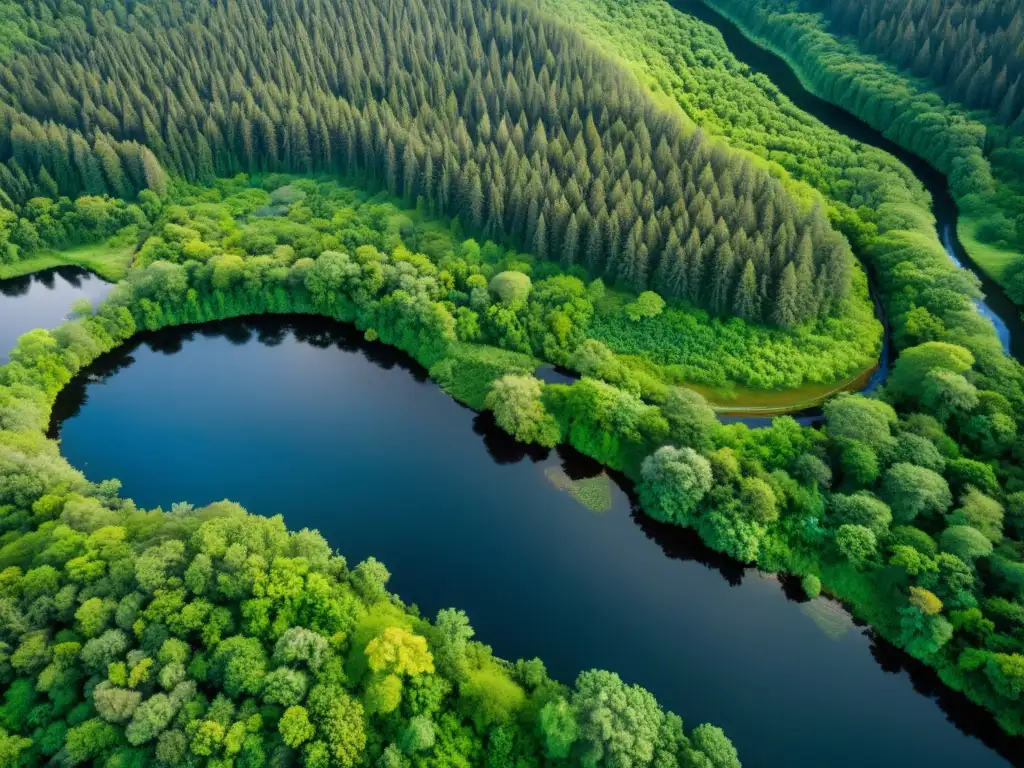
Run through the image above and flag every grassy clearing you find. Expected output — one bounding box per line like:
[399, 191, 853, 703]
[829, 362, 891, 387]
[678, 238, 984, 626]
[0, 238, 135, 282]
[958, 216, 1019, 282]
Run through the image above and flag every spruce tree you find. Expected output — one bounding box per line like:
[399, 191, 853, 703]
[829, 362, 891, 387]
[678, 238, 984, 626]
[772, 262, 800, 328]
[733, 259, 759, 322]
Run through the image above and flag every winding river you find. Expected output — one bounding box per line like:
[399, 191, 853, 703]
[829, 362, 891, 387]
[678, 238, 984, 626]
[678, 0, 1019, 358]
[1, 4, 1022, 766]
[47, 316, 1021, 768]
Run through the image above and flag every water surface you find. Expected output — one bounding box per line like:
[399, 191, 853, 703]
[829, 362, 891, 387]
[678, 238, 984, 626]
[0, 267, 113, 362]
[53, 316, 1020, 768]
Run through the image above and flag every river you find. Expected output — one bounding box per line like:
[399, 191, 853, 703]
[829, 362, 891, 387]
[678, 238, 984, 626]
[50, 316, 1021, 768]
[677, 0, 1018, 358]
[4, 6, 1022, 764]
[0, 267, 114, 363]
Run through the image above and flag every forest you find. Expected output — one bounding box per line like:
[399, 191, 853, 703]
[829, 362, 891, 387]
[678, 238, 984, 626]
[1, 0, 1024, 763]
[0, 0, 858, 329]
[700, 0, 1024, 299]
[4, 170, 1024, 747]
[810, 0, 1024, 124]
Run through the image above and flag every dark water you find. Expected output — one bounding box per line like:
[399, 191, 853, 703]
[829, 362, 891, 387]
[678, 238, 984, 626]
[0, 267, 113, 363]
[678, 0, 1019, 359]
[52, 316, 1020, 768]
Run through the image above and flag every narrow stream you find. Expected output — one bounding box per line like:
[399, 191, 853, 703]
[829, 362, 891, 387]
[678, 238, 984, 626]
[677, 0, 1019, 358]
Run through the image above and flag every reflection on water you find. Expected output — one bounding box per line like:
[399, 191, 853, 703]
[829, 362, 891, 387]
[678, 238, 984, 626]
[51, 314, 1020, 768]
[941, 224, 1012, 353]
[0, 267, 113, 362]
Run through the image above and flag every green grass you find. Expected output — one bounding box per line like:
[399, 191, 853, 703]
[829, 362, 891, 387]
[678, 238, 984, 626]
[0, 239, 136, 282]
[958, 216, 1019, 282]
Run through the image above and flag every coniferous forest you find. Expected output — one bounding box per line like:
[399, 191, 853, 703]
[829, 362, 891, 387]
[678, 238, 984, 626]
[701, 0, 1024, 300]
[0, 0, 853, 328]
[1, 0, 1024, 766]
[812, 0, 1024, 123]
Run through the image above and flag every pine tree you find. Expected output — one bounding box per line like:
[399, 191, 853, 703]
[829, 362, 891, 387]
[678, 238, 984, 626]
[0, 0, 853, 324]
[586, 211, 606, 274]
[772, 262, 800, 328]
[654, 228, 686, 299]
[385, 139, 399, 196]
[733, 259, 758, 321]
[686, 231, 706, 306]
[534, 211, 548, 262]
[708, 243, 735, 316]
[562, 212, 579, 267]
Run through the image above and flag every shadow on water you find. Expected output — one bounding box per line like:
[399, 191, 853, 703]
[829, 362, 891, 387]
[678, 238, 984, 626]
[48, 313, 1024, 767]
[673, 0, 1021, 359]
[0, 265, 88, 298]
[1, 267, 114, 364]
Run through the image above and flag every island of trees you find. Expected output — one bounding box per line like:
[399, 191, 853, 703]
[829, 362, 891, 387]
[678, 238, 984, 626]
[0, 0, 1024, 764]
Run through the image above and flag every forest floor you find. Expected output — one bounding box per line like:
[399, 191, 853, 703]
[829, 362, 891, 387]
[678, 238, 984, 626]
[0, 239, 135, 281]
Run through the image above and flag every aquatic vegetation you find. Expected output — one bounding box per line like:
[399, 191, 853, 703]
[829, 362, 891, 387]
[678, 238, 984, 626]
[543, 467, 615, 513]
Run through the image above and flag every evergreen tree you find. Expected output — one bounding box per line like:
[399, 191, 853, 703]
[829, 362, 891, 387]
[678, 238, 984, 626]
[772, 262, 800, 328]
[733, 259, 759, 322]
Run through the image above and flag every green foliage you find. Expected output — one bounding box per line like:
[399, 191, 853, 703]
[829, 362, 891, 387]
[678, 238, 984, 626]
[489, 273, 532, 307]
[939, 526, 994, 563]
[0, 0, 855, 329]
[690, 724, 742, 768]
[485, 375, 561, 448]
[0, 0, 1023, 742]
[835, 525, 877, 568]
[624, 292, 665, 322]
[801, 575, 822, 599]
[639, 447, 714, 525]
[828, 492, 892, 537]
[881, 463, 952, 525]
[0, 185, 745, 761]
[700, 0, 1024, 295]
[589, 287, 880, 390]
[572, 670, 664, 768]
[539, 698, 578, 759]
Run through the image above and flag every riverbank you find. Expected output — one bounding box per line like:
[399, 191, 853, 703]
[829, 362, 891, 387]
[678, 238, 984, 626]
[0, 240, 134, 282]
[47, 312, 1022, 768]
[0, 173, 886, 417]
[683, 0, 1020, 359]
[697, 0, 1024, 316]
[537, 0, 1019, 364]
[0, 266, 114, 363]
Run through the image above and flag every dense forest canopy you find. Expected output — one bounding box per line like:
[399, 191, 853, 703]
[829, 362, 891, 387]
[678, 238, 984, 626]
[809, 0, 1024, 125]
[6, 0, 1024, 759]
[701, 0, 1024, 300]
[3, 170, 1024, 753]
[0, 0, 856, 328]
[0, 177, 753, 768]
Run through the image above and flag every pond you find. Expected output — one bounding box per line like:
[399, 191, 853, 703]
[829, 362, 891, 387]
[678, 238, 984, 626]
[51, 315, 1021, 768]
[0, 267, 113, 363]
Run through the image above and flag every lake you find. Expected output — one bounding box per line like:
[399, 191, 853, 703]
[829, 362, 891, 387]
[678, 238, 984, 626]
[51, 315, 1020, 768]
[0, 267, 113, 363]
